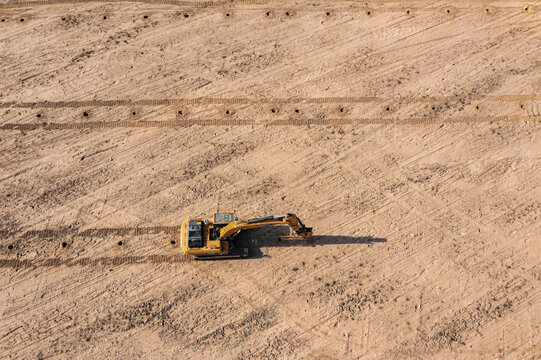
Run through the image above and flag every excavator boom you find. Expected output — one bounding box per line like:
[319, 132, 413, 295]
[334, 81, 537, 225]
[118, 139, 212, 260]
[219, 214, 312, 240]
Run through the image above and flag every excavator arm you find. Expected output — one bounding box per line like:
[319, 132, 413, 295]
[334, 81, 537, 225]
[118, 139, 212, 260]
[219, 213, 313, 240]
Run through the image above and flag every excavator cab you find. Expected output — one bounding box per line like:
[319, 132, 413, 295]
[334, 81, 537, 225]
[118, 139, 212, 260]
[180, 212, 312, 259]
[187, 220, 203, 248]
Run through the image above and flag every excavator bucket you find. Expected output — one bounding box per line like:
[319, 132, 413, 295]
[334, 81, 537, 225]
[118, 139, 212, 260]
[296, 226, 313, 239]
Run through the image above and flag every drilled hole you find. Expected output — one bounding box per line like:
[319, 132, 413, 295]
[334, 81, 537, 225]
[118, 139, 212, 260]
[339, 107, 345, 113]
[520, 104, 525, 109]
[178, 110, 183, 115]
[475, 105, 480, 110]
[225, 109, 231, 115]
[171, 240, 176, 245]
[431, 106, 436, 111]
[285, 11, 290, 16]
[83, 111, 89, 117]
[184, 13, 190, 18]
[225, 12, 231, 17]
[385, 106, 390, 111]
[523, 5, 530, 12]
[294, 109, 299, 113]
[484, 8, 490, 13]
[271, 108, 277, 113]
[366, 10, 371, 15]
[265, 11, 271, 17]
[20, 18, 24, 22]
[103, 15, 107, 20]
[143, 15, 148, 19]
[61, 17, 66, 21]
[36, 113, 42, 118]
[132, 111, 136, 116]
[61, 242, 67, 248]
[117, 241, 123, 246]
[8, 244, 13, 250]
[326, 11, 331, 16]
[406, 9, 411, 15]
[1, 19, 5, 22]
[446, 9, 451, 14]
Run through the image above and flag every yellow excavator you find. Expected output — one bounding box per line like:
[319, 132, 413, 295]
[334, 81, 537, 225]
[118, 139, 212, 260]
[180, 213, 312, 259]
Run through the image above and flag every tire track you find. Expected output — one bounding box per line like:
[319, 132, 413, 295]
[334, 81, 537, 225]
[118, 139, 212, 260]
[0, 95, 538, 108]
[0, 254, 192, 268]
[0, 0, 537, 10]
[2, 225, 181, 239]
[1, 115, 539, 131]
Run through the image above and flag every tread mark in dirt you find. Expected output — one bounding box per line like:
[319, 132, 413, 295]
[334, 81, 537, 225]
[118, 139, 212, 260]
[0, 0, 536, 10]
[2, 225, 181, 239]
[0, 255, 192, 268]
[1, 116, 540, 131]
[0, 96, 538, 108]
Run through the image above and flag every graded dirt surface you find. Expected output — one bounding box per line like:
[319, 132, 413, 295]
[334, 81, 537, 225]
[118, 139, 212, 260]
[1, 0, 541, 358]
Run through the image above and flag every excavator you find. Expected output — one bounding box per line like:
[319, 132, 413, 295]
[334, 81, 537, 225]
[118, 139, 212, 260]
[180, 213, 312, 259]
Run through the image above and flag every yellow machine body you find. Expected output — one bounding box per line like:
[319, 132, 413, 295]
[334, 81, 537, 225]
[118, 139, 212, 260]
[180, 213, 312, 259]
[180, 217, 231, 257]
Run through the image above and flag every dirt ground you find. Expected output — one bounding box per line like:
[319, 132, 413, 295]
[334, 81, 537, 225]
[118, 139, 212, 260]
[1, 0, 540, 358]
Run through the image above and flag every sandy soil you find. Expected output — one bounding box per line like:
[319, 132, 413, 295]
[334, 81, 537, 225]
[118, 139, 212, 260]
[1, 0, 540, 358]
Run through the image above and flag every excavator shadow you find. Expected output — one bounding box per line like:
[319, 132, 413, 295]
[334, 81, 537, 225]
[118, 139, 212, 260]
[233, 227, 387, 258]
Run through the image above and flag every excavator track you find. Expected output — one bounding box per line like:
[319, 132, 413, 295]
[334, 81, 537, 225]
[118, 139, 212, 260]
[193, 248, 249, 260]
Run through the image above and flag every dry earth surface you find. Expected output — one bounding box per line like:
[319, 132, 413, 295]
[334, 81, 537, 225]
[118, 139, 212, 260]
[1, 0, 541, 358]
